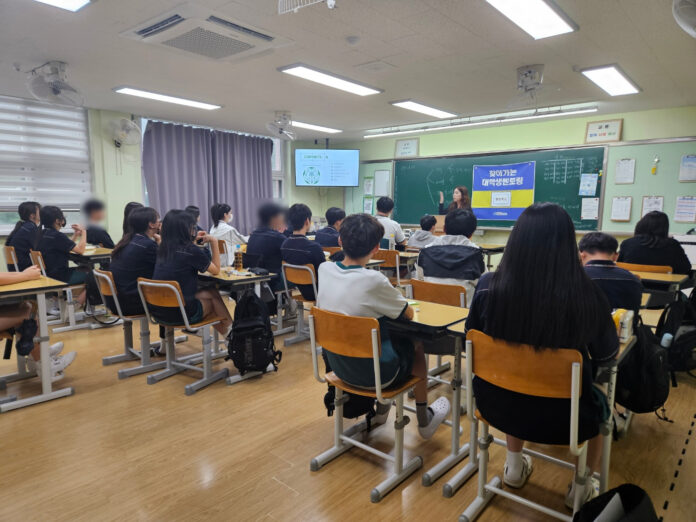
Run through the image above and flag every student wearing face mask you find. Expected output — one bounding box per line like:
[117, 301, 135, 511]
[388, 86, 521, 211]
[209, 203, 249, 266]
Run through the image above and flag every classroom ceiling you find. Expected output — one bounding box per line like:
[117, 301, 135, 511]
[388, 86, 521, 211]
[0, 0, 695, 141]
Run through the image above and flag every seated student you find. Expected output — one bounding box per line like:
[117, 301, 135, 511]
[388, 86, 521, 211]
[209, 203, 249, 266]
[579, 232, 642, 312]
[618, 211, 691, 275]
[408, 214, 437, 248]
[82, 199, 114, 248]
[466, 203, 617, 508]
[151, 209, 232, 336]
[375, 197, 406, 247]
[247, 202, 288, 291]
[0, 267, 75, 381]
[185, 205, 205, 233]
[37, 206, 88, 305]
[417, 209, 485, 307]
[6, 201, 41, 271]
[315, 207, 345, 247]
[122, 202, 144, 238]
[281, 203, 325, 300]
[317, 213, 450, 439]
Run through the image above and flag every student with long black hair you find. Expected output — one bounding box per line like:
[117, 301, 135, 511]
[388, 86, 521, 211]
[152, 209, 232, 335]
[209, 203, 248, 266]
[618, 211, 691, 275]
[122, 201, 144, 238]
[465, 203, 618, 509]
[37, 206, 88, 306]
[5, 201, 41, 271]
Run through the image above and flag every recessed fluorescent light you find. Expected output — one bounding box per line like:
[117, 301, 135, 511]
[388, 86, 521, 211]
[278, 64, 382, 96]
[363, 104, 598, 139]
[31, 0, 90, 11]
[292, 121, 342, 134]
[391, 100, 456, 119]
[114, 87, 221, 110]
[485, 0, 577, 39]
[580, 65, 640, 96]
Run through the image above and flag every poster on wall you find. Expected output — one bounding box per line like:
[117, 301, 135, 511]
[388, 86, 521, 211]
[641, 196, 664, 217]
[679, 154, 696, 182]
[585, 119, 623, 144]
[674, 196, 696, 223]
[374, 170, 390, 196]
[363, 197, 374, 215]
[394, 138, 419, 158]
[610, 197, 632, 222]
[471, 161, 535, 220]
[363, 177, 374, 195]
[578, 173, 599, 196]
[614, 158, 636, 184]
[581, 198, 600, 220]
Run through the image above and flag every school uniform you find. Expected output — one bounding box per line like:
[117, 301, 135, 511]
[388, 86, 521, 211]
[375, 214, 405, 244]
[417, 235, 485, 307]
[247, 226, 287, 291]
[280, 234, 325, 300]
[465, 273, 618, 444]
[210, 221, 248, 266]
[407, 229, 435, 248]
[618, 235, 691, 275]
[86, 224, 114, 248]
[6, 221, 39, 271]
[314, 225, 340, 247]
[317, 261, 414, 389]
[151, 243, 211, 324]
[584, 260, 643, 312]
[37, 228, 85, 285]
[108, 234, 158, 315]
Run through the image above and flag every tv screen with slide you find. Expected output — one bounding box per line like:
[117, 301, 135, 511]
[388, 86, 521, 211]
[295, 149, 359, 187]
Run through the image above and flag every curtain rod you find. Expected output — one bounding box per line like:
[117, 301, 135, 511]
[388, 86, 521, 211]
[145, 118, 273, 141]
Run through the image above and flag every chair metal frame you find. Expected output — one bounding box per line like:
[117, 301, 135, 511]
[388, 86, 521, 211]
[460, 330, 588, 522]
[93, 269, 187, 378]
[281, 262, 317, 346]
[309, 307, 423, 503]
[137, 278, 229, 395]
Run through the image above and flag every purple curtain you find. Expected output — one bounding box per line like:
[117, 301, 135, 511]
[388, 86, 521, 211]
[211, 131, 273, 234]
[142, 121, 215, 227]
[142, 121, 273, 232]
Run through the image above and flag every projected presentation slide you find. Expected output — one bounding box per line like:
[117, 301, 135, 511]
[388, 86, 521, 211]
[295, 149, 359, 187]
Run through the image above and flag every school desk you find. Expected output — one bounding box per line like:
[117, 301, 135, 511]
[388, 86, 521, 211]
[478, 243, 505, 270]
[69, 246, 113, 266]
[0, 276, 73, 413]
[198, 269, 273, 298]
[631, 271, 689, 289]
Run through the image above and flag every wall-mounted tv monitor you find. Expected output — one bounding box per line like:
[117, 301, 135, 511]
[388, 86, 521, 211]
[295, 149, 360, 187]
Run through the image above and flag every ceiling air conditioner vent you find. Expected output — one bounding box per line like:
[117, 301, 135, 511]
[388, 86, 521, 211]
[121, 3, 291, 62]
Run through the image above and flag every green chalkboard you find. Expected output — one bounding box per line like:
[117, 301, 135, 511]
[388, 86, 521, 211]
[393, 146, 606, 230]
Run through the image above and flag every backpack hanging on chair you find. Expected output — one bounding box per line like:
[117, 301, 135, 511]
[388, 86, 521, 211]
[655, 294, 696, 378]
[226, 290, 281, 375]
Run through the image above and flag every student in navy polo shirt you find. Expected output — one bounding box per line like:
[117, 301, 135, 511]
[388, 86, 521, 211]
[315, 207, 345, 247]
[152, 209, 232, 335]
[5, 201, 41, 271]
[37, 205, 88, 305]
[82, 198, 114, 248]
[247, 202, 288, 292]
[281, 203, 325, 300]
[579, 232, 643, 312]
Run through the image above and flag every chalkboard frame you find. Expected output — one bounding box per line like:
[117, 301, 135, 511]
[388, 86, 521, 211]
[385, 143, 609, 230]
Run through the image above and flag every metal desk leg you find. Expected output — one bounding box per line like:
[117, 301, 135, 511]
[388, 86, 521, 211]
[599, 362, 618, 494]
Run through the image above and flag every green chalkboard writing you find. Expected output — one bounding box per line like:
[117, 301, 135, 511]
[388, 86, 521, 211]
[393, 146, 605, 230]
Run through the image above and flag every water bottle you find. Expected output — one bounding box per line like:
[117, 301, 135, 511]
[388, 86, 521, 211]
[234, 244, 243, 271]
[619, 310, 634, 342]
[388, 234, 395, 250]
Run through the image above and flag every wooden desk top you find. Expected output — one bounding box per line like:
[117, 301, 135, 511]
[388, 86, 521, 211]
[478, 243, 506, 252]
[71, 247, 113, 260]
[409, 301, 468, 328]
[398, 251, 420, 259]
[199, 270, 273, 284]
[0, 276, 67, 297]
[631, 271, 689, 285]
[367, 259, 385, 268]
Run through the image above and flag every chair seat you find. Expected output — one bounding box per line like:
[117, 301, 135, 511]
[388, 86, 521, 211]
[325, 371, 422, 399]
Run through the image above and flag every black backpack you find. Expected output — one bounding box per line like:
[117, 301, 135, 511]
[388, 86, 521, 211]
[615, 319, 670, 414]
[321, 350, 377, 428]
[573, 483, 658, 522]
[655, 296, 696, 374]
[226, 291, 281, 375]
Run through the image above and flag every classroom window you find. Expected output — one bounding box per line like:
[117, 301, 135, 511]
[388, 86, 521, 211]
[0, 94, 92, 234]
[271, 138, 285, 201]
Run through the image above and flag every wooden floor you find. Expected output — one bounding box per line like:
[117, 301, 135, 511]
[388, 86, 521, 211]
[1, 305, 694, 522]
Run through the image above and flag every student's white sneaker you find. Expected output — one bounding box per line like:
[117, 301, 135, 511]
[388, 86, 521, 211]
[418, 397, 450, 439]
[34, 352, 77, 383]
[565, 475, 599, 510]
[503, 454, 534, 488]
[50, 342, 64, 357]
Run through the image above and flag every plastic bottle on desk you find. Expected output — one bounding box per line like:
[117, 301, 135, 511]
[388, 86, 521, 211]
[388, 234, 395, 250]
[234, 245, 243, 271]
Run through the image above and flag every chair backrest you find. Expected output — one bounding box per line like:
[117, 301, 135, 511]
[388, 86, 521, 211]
[29, 250, 46, 276]
[311, 306, 380, 359]
[217, 239, 228, 255]
[282, 262, 316, 286]
[137, 277, 185, 308]
[323, 246, 341, 256]
[616, 261, 672, 274]
[411, 279, 466, 308]
[93, 268, 127, 319]
[466, 329, 582, 399]
[3, 245, 19, 270]
[372, 249, 399, 269]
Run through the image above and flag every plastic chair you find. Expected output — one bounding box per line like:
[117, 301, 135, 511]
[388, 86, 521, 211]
[461, 329, 588, 521]
[309, 306, 423, 502]
[409, 278, 466, 307]
[322, 246, 341, 256]
[282, 263, 317, 346]
[3, 246, 19, 271]
[137, 278, 229, 395]
[372, 249, 403, 287]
